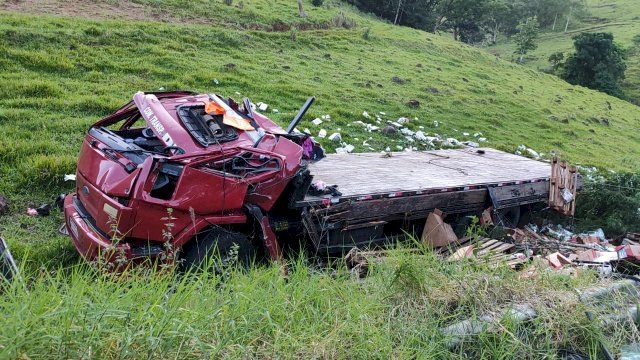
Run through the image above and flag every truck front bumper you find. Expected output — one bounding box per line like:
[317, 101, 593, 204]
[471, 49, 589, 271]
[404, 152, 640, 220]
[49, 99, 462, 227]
[64, 194, 131, 261]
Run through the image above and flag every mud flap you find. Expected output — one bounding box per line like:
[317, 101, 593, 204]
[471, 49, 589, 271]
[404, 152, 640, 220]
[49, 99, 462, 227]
[0, 237, 19, 282]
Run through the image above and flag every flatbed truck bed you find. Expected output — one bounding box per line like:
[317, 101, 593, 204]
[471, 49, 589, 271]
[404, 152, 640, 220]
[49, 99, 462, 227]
[296, 148, 552, 253]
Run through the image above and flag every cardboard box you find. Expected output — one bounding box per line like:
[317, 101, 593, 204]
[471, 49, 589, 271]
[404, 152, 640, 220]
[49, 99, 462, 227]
[422, 209, 458, 248]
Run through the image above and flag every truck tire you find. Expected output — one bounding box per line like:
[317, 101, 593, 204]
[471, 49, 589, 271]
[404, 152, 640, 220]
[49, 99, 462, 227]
[494, 206, 521, 228]
[179, 227, 255, 273]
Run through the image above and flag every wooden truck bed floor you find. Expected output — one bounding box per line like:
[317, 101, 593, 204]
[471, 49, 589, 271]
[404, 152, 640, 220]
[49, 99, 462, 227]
[302, 148, 550, 203]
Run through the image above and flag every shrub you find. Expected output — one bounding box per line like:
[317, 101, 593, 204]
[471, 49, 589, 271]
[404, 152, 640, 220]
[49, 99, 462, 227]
[362, 27, 371, 40]
[311, 0, 324, 7]
[333, 12, 356, 29]
[575, 172, 640, 236]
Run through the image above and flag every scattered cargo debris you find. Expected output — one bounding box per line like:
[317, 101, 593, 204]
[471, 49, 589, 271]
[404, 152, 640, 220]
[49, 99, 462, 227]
[422, 209, 458, 248]
[344, 202, 638, 280]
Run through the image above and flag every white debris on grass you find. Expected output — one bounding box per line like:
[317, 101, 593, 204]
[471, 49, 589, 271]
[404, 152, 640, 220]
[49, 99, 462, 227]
[390, 122, 403, 128]
[336, 144, 355, 154]
[396, 145, 403, 150]
[328, 133, 342, 142]
[64, 174, 76, 182]
[474, 132, 483, 138]
[526, 148, 540, 159]
[321, 115, 331, 120]
[214, 79, 220, 85]
[433, 120, 439, 127]
[303, 128, 311, 135]
[405, 136, 415, 143]
[400, 128, 415, 136]
[515, 145, 540, 159]
[366, 124, 379, 132]
[478, 137, 487, 142]
[398, 117, 409, 124]
[272, 109, 279, 113]
[379, 112, 386, 115]
[318, 129, 327, 138]
[463, 141, 480, 148]
[463, 132, 470, 136]
[312, 118, 323, 126]
[446, 138, 462, 146]
[419, 126, 425, 130]
[362, 111, 371, 119]
[414, 131, 427, 141]
[257, 102, 268, 111]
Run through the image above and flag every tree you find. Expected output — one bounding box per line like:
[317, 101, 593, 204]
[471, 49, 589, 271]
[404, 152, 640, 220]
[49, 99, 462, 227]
[432, 0, 491, 42]
[563, 32, 627, 98]
[514, 16, 539, 63]
[548, 51, 565, 73]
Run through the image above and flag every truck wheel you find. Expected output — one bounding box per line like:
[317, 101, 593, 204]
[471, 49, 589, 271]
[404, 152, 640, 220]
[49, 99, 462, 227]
[494, 206, 521, 228]
[179, 228, 255, 273]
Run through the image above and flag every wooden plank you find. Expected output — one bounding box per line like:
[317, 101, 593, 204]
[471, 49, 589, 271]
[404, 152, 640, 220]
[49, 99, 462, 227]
[345, 189, 487, 221]
[478, 239, 499, 250]
[488, 181, 549, 209]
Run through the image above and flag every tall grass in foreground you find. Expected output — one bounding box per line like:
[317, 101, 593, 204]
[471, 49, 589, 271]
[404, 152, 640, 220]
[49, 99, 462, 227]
[1, 248, 636, 359]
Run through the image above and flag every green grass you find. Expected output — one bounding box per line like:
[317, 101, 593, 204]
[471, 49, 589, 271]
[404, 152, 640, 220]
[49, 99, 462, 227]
[2, 250, 636, 359]
[490, 0, 640, 105]
[1, 1, 640, 357]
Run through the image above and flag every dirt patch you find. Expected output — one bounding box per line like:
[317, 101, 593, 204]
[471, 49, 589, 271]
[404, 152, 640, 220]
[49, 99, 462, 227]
[0, 0, 160, 20]
[0, 0, 335, 31]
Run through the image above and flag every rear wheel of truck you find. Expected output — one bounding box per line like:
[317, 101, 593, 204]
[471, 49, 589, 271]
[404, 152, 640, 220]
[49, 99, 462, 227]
[494, 206, 521, 228]
[179, 228, 255, 273]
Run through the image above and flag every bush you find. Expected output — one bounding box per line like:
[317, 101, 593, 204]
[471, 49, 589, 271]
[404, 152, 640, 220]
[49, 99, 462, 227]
[311, 0, 324, 7]
[575, 172, 640, 236]
[333, 12, 356, 29]
[362, 27, 371, 40]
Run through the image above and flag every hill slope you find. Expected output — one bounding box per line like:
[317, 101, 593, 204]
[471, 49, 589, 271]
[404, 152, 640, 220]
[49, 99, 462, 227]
[490, 0, 640, 105]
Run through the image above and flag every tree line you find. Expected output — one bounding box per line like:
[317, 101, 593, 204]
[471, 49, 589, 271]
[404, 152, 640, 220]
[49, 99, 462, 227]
[346, 0, 586, 44]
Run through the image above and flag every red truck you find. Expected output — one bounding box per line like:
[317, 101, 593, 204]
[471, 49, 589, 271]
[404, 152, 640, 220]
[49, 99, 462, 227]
[64, 91, 553, 270]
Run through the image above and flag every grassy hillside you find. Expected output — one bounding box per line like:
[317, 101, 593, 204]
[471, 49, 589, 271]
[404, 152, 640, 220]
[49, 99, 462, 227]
[1, 1, 639, 357]
[490, 0, 640, 105]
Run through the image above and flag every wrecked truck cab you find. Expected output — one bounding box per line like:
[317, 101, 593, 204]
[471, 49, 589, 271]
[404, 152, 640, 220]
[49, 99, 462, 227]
[65, 91, 318, 267]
